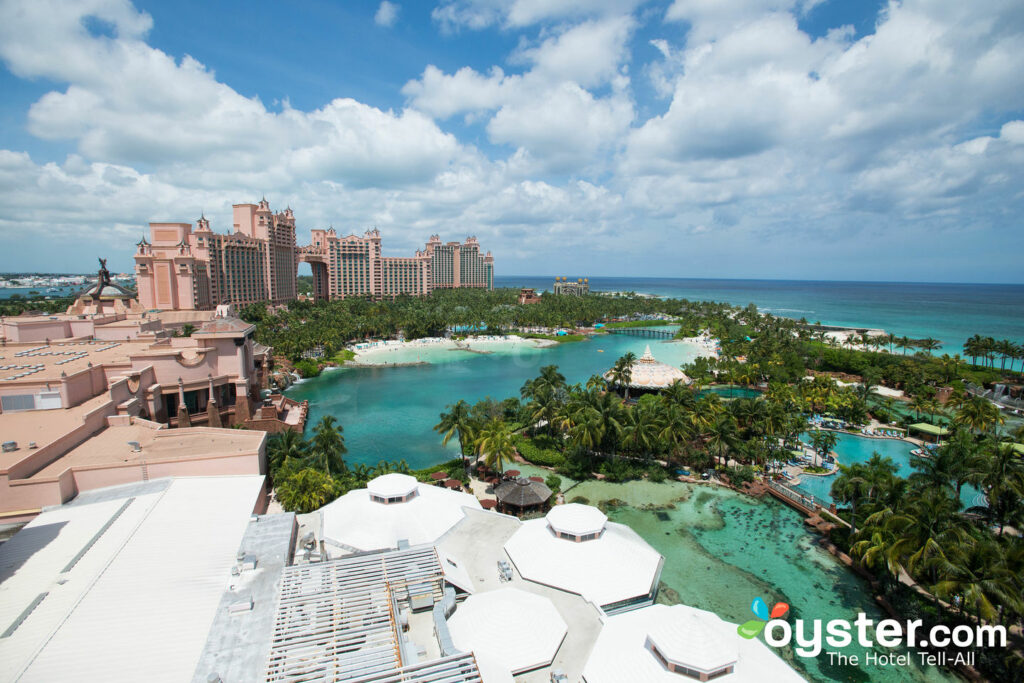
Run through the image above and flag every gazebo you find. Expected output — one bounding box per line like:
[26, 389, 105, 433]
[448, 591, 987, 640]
[494, 477, 552, 515]
[604, 346, 690, 395]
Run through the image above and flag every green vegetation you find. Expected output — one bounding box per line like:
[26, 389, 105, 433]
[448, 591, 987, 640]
[0, 294, 75, 316]
[330, 348, 356, 363]
[293, 359, 321, 378]
[522, 332, 586, 343]
[830, 430, 1024, 681]
[602, 319, 677, 328]
[268, 416, 412, 512]
[238, 288, 692, 361]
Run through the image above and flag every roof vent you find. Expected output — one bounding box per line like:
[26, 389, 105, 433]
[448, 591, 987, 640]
[1, 441, 17, 453]
[127, 441, 141, 452]
[28, 442, 37, 449]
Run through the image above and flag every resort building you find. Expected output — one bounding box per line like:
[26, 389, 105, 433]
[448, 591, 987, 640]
[318, 473, 482, 554]
[582, 604, 803, 682]
[553, 276, 590, 296]
[605, 345, 692, 395]
[134, 198, 495, 308]
[0, 470, 803, 683]
[422, 235, 494, 290]
[303, 229, 494, 300]
[517, 287, 541, 305]
[0, 475, 277, 682]
[0, 269, 305, 521]
[503, 504, 665, 613]
[135, 199, 299, 310]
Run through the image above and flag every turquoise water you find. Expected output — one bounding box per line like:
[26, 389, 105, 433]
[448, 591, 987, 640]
[791, 433, 986, 509]
[286, 332, 702, 469]
[497, 276, 1024, 355]
[567, 480, 954, 682]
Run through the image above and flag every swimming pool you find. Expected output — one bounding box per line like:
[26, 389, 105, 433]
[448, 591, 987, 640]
[791, 432, 985, 509]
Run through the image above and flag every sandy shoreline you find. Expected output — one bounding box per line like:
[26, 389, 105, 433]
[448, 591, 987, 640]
[349, 335, 557, 365]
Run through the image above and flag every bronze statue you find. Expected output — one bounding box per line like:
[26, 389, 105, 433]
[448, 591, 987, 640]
[97, 257, 110, 286]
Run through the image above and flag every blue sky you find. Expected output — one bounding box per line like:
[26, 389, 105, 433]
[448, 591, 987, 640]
[0, 0, 1021, 282]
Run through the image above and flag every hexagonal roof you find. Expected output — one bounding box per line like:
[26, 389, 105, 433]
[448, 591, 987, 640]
[367, 473, 418, 499]
[546, 503, 607, 537]
[648, 610, 738, 673]
[447, 588, 567, 674]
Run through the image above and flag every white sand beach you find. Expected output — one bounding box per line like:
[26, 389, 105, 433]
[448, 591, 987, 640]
[350, 335, 556, 366]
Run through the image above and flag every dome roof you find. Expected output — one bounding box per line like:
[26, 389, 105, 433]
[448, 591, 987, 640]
[79, 281, 137, 300]
[605, 346, 690, 389]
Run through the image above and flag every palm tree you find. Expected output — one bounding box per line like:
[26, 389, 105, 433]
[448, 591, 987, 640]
[309, 415, 347, 476]
[954, 396, 1004, 434]
[706, 415, 739, 467]
[609, 352, 636, 399]
[621, 399, 661, 460]
[885, 332, 898, 354]
[933, 538, 1022, 623]
[976, 443, 1024, 535]
[434, 399, 474, 464]
[474, 419, 517, 474]
[275, 468, 339, 513]
[832, 464, 871, 534]
[917, 337, 941, 355]
[266, 428, 307, 478]
[808, 428, 838, 468]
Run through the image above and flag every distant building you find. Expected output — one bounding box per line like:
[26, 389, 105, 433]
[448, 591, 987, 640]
[135, 198, 495, 309]
[303, 229, 494, 300]
[553, 276, 589, 296]
[517, 288, 541, 305]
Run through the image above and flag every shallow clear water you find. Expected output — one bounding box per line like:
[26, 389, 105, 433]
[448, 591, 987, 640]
[286, 331, 702, 469]
[574, 480, 955, 682]
[791, 433, 985, 509]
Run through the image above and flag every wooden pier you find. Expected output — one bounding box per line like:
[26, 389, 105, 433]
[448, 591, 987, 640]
[605, 327, 676, 339]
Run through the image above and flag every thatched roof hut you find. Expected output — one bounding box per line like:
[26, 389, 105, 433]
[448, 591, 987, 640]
[494, 477, 552, 514]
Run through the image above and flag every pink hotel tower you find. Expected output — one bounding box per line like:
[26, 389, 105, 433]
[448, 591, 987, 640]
[134, 198, 494, 310]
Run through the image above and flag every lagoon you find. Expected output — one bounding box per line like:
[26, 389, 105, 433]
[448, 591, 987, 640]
[286, 330, 703, 469]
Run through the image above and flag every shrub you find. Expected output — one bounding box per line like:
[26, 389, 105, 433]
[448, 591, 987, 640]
[293, 359, 321, 378]
[728, 465, 757, 486]
[569, 496, 589, 505]
[545, 474, 562, 493]
[646, 465, 668, 483]
[511, 434, 565, 467]
[275, 468, 340, 513]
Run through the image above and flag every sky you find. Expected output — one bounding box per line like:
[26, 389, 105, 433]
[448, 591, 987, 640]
[0, 0, 1021, 282]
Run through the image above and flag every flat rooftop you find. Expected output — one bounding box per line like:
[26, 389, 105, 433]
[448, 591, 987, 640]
[0, 475, 265, 682]
[0, 339, 152, 383]
[0, 394, 112, 472]
[31, 421, 266, 480]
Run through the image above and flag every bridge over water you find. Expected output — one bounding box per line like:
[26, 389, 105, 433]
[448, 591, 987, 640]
[605, 327, 676, 339]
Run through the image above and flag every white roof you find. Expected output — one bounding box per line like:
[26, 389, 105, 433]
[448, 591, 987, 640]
[504, 518, 663, 608]
[546, 503, 607, 536]
[320, 481, 481, 552]
[367, 472, 418, 498]
[647, 610, 737, 673]
[604, 345, 690, 389]
[581, 604, 803, 683]
[447, 588, 567, 675]
[0, 476, 264, 683]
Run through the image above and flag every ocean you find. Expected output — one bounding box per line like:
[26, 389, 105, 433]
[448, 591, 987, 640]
[497, 276, 1024, 354]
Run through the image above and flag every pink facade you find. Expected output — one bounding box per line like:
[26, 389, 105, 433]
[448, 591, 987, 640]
[135, 199, 298, 311]
[302, 228, 493, 300]
[135, 198, 495, 309]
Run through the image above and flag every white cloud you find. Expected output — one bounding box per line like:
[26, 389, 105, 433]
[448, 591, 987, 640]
[375, 1, 400, 27]
[0, 0, 1021, 280]
[432, 0, 645, 31]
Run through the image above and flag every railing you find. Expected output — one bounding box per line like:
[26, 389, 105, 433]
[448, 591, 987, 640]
[605, 327, 676, 338]
[765, 480, 818, 513]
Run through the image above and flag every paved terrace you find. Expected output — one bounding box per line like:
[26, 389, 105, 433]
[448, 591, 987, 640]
[434, 509, 604, 683]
